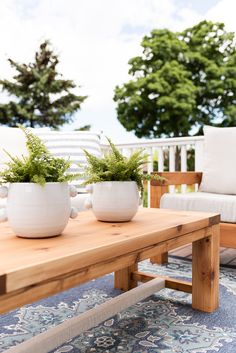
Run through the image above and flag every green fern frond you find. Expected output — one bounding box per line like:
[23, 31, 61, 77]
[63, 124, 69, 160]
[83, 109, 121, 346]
[0, 127, 78, 185]
[81, 137, 164, 197]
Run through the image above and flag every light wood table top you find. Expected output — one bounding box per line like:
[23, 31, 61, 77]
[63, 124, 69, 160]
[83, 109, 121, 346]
[0, 208, 220, 313]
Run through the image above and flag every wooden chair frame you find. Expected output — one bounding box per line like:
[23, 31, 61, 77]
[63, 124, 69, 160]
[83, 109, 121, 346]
[150, 172, 236, 264]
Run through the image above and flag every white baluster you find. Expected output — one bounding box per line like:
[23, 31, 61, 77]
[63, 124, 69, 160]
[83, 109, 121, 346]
[128, 148, 134, 158]
[169, 146, 175, 193]
[157, 147, 164, 172]
[147, 147, 153, 208]
[181, 145, 187, 193]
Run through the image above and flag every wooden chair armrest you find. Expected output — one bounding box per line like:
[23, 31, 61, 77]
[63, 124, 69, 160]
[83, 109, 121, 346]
[150, 172, 202, 208]
[151, 172, 202, 186]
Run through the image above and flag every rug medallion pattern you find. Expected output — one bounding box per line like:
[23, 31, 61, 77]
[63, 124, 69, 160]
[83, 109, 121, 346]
[0, 258, 236, 352]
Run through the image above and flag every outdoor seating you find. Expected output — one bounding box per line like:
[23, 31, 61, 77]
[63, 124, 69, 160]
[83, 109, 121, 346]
[0, 127, 101, 211]
[150, 126, 236, 264]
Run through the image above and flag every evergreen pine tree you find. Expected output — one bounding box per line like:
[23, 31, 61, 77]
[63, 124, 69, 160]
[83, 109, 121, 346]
[0, 40, 87, 128]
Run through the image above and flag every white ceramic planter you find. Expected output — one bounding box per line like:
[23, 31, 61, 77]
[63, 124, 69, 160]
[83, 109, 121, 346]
[0, 182, 78, 238]
[85, 181, 140, 222]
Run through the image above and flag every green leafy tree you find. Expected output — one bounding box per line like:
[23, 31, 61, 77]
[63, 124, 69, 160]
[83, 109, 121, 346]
[114, 21, 236, 139]
[0, 40, 87, 128]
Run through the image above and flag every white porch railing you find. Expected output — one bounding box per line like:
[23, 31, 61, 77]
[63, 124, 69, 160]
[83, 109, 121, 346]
[101, 136, 205, 207]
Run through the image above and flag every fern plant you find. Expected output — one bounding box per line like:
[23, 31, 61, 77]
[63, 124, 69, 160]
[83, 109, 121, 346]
[82, 138, 163, 196]
[0, 127, 78, 185]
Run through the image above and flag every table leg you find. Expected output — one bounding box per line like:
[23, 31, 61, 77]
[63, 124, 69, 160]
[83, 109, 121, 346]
[114, 264, 137, 291]
[192, 224, 220, 312]
[150, 252, 168, 265]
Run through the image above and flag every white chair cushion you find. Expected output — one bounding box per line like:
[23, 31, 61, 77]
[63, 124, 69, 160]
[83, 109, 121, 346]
[199, 126, 236, 195]
[0, 198, 6, 208]
[160, 192, 236, 223]
[0, 127, 28, 171]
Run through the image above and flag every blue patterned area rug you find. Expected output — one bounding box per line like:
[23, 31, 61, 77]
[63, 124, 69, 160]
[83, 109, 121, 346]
[1, 257, 236, 353]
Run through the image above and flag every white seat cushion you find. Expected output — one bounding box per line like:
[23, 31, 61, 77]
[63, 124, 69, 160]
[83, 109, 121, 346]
[160, 192, 236, 223]
[200, 126, 236, 195]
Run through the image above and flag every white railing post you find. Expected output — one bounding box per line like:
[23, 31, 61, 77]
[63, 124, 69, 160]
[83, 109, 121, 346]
[147, 147, 153, 208]
[157, 147, 164, 172]
[169, 146, 175, 193]
[100, 135, 205, 196]
[181, 145, 187, 193]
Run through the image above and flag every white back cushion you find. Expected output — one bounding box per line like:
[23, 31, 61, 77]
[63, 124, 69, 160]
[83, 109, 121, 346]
[34, 130, 101, 192]
[199, 126, 236, 195]
[0, 127, 27, 171]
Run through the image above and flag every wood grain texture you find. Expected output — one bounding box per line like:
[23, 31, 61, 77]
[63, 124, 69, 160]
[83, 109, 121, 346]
[132, 271, 192, 293]
[0, 208, 219, 295]
[151, 172, 203, 186]
[150, 252, 168, 265]
[192, 224, 220, 312]
[220, 223, 236, 248]
[150, 184, 168, 208]
[114, 264, 137, 291]
[0, 208, 220, 314]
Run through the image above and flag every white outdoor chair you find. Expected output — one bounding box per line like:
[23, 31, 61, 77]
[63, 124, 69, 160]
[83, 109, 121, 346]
[150, 126, 236, 263]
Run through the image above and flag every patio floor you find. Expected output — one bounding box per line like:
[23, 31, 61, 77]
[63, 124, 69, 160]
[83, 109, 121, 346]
[171, 245, 236, 266]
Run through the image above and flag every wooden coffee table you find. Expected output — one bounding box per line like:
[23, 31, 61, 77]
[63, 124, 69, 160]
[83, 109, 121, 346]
[0, 208, 220, 314]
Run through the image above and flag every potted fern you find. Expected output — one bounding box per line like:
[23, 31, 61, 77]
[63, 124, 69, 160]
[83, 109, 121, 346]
[0, 128, 78, 238]
[83, 138, 161, 222]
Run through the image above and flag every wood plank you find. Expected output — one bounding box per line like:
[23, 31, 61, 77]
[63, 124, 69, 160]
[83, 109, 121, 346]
[114, 264, 137, 291]
[150, 252, 168, 264]
[0, 225, 216, 313]
[151, 172, 203, 186]
[132, 271, 192, 293]
[218, 248, 236, 265]
[220, 223, 236, 249]
[192, 224, 220, 312]
[0, 254, 139, 314]
[227, 257, 236, 266]
[150, 184, 168, 208]
[170, 245, 236, 266]
[0, 208, 220, 294]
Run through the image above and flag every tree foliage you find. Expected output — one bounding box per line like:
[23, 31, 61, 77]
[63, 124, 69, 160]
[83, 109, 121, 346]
[114, 21, 236, 138]
[0, 40, 87, 128]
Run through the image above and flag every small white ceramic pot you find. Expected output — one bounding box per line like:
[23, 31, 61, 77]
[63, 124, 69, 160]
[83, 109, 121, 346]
[0, 182, 78, 238]
[85, 181, 140, 222]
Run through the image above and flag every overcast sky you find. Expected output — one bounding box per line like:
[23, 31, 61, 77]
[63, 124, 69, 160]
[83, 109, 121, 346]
[0, 0, 235, 142]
